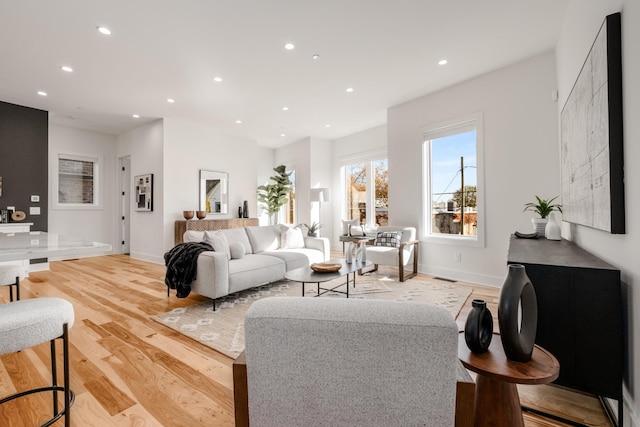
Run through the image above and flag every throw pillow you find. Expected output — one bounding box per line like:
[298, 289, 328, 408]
[375, 231, 402, 248]
[203, 231, 231, 259]
[229, 242, 245, 259]
[280, 226, 305, 249]
[341, 219, 358, 235]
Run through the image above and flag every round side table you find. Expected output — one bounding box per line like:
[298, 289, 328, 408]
[458, 332, 559, 427]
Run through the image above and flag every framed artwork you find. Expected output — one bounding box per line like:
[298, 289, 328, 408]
[134, 174, 153, 212]
[560, 12, 624, 234]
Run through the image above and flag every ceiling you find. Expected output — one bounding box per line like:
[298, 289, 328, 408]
[0, 0, 569, 148]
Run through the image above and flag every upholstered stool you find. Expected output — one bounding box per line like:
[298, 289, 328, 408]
[0, 297, 75, 427]
[0, 265, 24, 301]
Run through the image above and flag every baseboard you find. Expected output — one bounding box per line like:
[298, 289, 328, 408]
[129, 252, 164, 265]
[419, 264, 503, 287]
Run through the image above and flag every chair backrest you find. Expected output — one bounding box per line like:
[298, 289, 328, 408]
[244, 297, 459, 426]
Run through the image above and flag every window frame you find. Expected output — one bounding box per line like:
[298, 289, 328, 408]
[340, 149, 388, 228]
[53, 153, 102, 209]
[421, 113, 485, 248]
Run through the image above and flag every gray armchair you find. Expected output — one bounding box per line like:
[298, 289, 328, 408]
[234, 297, 474, 426]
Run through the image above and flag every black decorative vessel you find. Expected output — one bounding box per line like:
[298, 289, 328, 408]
[238, 206, 243, 218]
[242, 200, 249, 218]
[464, 299, 493, 353]
[498, 264, 538, 362]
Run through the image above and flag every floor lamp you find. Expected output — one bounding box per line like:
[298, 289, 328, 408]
[310, 188, 330, 237]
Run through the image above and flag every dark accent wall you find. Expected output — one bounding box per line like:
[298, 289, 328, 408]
[0, 101, 48, 231]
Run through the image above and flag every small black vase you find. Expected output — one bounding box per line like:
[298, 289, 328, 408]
[238, 206, 243, 218]
[464, 299, 493, 353]
[242, 200, 249, 218]
[498, 264, 538, 362]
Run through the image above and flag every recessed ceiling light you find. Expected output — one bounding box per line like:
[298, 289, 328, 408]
[61, 65, 73, 73]
[37, 91, 47, 96]
[236, 120, 242, 124]
[284, 42, 295, 50]
[132, 114, 140, 118]
[167, 98, 175, 103]
[282, 106, 289, 111]
[325, 124, 330, 128]
[346, 87, 354, 93]
[438, 59, 448, 65]
[97, 26, 112, 35]
[312, 54, 320, 60]
[214, 76, 223, 82]
[281, 133, 286, 137]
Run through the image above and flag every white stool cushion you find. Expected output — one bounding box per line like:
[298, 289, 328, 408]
[0, 265, 25, 285]
[0, 297, 74, 355]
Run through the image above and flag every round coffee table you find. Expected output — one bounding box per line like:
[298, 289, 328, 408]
[458, 332, 559, 427]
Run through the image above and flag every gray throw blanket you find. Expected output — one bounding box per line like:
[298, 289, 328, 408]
[164, 242, 213, 298]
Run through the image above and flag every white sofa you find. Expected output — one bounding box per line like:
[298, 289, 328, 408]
[182, 225, 330, 309]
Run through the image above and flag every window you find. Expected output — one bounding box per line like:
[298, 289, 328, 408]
[343, 154, 388, 227]
[422, 114, 484, 246]
[54, 154, 101, 209]
[283, 169, 296, 225]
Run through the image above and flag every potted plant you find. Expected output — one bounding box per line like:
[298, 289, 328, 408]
[523, 195, 562, 235]
[257, 165, 293, 225]
[301, 221, 324, 237]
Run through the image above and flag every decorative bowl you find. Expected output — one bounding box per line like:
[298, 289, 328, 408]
[183, 210, 194, 220]
[196, 210, 207, 219]
[310, 263, 341, 273]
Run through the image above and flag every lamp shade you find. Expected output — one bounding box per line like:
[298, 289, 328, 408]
[310, 188, 330, 203]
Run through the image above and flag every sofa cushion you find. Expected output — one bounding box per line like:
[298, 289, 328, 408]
[263, 248, 324, 271]
[221, 228, 253, 254]
[229, 242, 245, 259]
[375, 231, 402, 247]
[183, 230, 205, 243]
[204, 231, 231, 259]
[245, 225, 281, 253]
[228, 254, 285, 294]
[280, 226, 305, 249]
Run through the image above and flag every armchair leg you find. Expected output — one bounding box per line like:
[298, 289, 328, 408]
[399, 243, 419, 282]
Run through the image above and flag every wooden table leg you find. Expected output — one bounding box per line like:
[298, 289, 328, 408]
[473, 375, 524, 427]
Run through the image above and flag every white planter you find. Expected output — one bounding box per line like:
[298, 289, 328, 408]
[531, 218, 548, 236]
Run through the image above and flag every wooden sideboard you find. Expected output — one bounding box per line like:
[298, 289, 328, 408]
[174, 218, 259, 244]
[507, 235, 623, 422]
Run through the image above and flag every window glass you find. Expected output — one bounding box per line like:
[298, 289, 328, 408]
[422, 114, 483, 246]
[343, 157, 388, 227]
[56, 154, 100, 208]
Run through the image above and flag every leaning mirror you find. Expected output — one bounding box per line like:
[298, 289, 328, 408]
[199, 170, 229, 215]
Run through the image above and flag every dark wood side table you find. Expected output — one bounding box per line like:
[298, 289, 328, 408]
[458, 333, 559, 427]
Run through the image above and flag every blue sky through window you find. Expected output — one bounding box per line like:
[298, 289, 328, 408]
[431, 130, 477, 204]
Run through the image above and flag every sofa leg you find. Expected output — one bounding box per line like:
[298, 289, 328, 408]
[212, 298, 217, 311]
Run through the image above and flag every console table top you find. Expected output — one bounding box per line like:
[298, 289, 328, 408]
[507, 235, 618, 271]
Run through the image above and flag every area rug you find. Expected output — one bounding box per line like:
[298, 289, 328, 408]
[151, 273, 472, 358]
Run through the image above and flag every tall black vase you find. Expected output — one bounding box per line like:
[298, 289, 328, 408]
[498, 264, 538, 362]
[242, 200, 248, 218]
[464, 299, 493, 353]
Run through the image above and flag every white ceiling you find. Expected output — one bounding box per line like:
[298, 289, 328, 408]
[0, 0, 569, 148]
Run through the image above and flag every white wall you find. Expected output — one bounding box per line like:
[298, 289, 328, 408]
[163, 118, 274, 248]
[309, 137, 333, 240]
[557, 1, 639, 424]
[116, 120, 164, 263]
[48, 124, 117, 250]
[388, 52, 560, 286]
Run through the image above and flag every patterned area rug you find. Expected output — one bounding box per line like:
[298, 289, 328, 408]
[152, 273, 472, 358]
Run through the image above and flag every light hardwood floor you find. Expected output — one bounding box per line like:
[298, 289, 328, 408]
[0, 255, 612, 426]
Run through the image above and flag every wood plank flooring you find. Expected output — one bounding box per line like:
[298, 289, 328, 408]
[0, 255, 611, 426]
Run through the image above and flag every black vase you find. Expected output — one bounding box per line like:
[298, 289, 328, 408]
[242, 200, 248, 218]
[464, 299, 493, 353]
[498, 264, 538, 362]
[238, 206, 242, 218]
